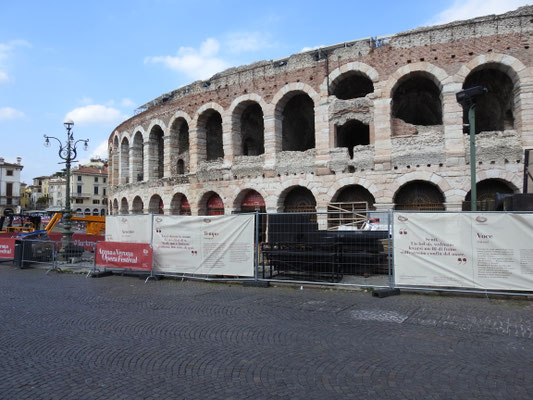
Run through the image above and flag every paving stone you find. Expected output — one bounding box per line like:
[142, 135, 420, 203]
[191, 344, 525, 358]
[0, 266, 532, 399]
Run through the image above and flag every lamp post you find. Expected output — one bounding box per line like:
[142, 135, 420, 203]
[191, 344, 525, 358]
[456, 86, 487, 211]
[44, 120, 88, 259]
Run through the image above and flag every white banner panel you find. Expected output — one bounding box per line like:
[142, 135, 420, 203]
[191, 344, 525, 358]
[152, 214, 255, 277]
[105, 215, 153, 244]
[394, 212, 533, 291]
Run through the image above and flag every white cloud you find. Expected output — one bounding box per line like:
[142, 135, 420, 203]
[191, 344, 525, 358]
[65, 104, 127, 126]
[89, 140, 109, 160]
[145, 38, 231, 81]
[0, 107, 24, 120]
[121, 98, 136, 108]
[0, 39, 30, 84]
[79, 140, 109, 165]
[225, 32, 272, 53]
[430, 0, 531, 25]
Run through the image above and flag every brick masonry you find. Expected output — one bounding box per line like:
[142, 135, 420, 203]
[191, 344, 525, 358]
[108, 6, 533, 214]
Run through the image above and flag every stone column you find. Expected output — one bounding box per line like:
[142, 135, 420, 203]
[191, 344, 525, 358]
[442, 82, 465, 166]
[373, 98, 392, 170]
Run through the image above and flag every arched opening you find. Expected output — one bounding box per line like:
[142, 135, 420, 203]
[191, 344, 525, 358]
[281, 93, 315, 151]
[336, 120, 370, 158]
[132, 131, 144, 182]
[332, 72, 374, 100]
[463, 67, 515, 133]
[207, 193, 224, 215]
[236, 189, 266, 241]
[392, 73, 442, 135]
[394, 181, 445, 210]
[177, 159, 185, 175]
[132, 196, 144, 214]
[170, 118, 189, 175]
[240, 103, 264, 156]
[464, 179, 515, 210]
[112, 199, 118, 215]
[328, 185, 376, 229]
[84, 208, 91, 216]
[75, 208, 83, 215]
[100, 209, 106, 216]
[170, 193, 191, 215]
[199, 110, 224, 161]
[149, 125, 164, 179]
[199, 192, 224, 215]
[120, 197, 128, 214]
[92, 209, 99, 216]
[283, 186, 316, 212]
[149, 194, 164, 214]
[112, 137, 119, 185]
[120, 137, 130, 184]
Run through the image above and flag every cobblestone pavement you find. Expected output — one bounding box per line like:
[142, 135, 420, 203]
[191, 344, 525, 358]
[0, 266, 532, 399]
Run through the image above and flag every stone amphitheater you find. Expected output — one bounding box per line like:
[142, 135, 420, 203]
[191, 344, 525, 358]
[108, 6, 533, 216]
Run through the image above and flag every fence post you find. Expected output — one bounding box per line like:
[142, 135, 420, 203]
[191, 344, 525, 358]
[254, 211, 259, 281]
[388, 209, 394, 288]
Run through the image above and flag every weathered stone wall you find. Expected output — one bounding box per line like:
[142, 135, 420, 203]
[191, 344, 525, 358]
[108, 6, 533, 214]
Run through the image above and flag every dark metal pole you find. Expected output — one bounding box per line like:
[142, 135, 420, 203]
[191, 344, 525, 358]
[469, 104, 477, 211]
[61, 126, 73, 256]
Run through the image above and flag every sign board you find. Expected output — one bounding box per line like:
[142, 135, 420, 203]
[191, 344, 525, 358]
[0, 238, 16, 259]
[152, 214, 254, 277]
[105, 215, 153, 243]
[95, 241, 152, 271]
[394, 212, 533, 291]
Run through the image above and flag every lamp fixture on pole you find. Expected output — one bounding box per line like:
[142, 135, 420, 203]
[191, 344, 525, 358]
[44, 120, 89, 260]
[456, 86, 487, 211]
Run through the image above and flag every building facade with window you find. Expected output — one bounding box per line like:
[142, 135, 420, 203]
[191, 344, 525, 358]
[70, 160, 108, 216]
[0, 157, 23, 215]
[108, 7, 533, 216]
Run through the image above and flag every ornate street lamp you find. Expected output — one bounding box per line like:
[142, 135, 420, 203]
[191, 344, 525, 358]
[44, 120, 89, 259]
[456, 86, 487, 211]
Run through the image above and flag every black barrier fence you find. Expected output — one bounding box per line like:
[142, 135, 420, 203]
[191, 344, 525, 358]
[15, 239, 57, 269]
[258, 211, 392, 287]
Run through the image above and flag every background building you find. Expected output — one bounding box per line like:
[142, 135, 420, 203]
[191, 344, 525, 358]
[108, 7, 533, 216]
[70, 159, 108, 216]
[0, 157, 23, 215]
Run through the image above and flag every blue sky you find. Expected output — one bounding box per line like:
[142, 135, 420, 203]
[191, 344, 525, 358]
[0, 0, 530, 183]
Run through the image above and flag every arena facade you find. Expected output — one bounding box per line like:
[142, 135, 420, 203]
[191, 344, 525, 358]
[108, 6, 533, 216]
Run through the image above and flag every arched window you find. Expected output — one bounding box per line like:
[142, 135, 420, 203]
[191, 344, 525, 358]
[280, 93, 315, 151]
[332, 72, 374, 100]
[283, 186, 316, 212]
[240, 103, 264, 156]
[394, 181, 445, 210]
[463, 67, 514, 133]
[392, 73, 442, 135]
[149, 125, 164, 178]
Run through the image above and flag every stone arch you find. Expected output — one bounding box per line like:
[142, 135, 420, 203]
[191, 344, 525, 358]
[168, 111, 192, 176]
[120, 197, 128, 214]
[148, 194, 164, 214]
[232, 188, 266, 212]
[322, 62, 379, 94]
[461, 62, 519, 133]
[120, 137, 130, 184]
[112, 198, 119, 215]
[279, 185, 317, 212]
[229, 95, 267, 157]
[195, 103, 225, 162]
[170, 192, 191, 215]
[132, 130, 144, 182]
[112, 135, 120, 185]
[394, 180, 445, 210]
[331, 184, 376, 208]
[148, 124, 164, 179]
[385, 63, 448, 98]
[131, 196, 144, 214]
[464, 178, 516, 202]
[198, 191, 224, 216]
